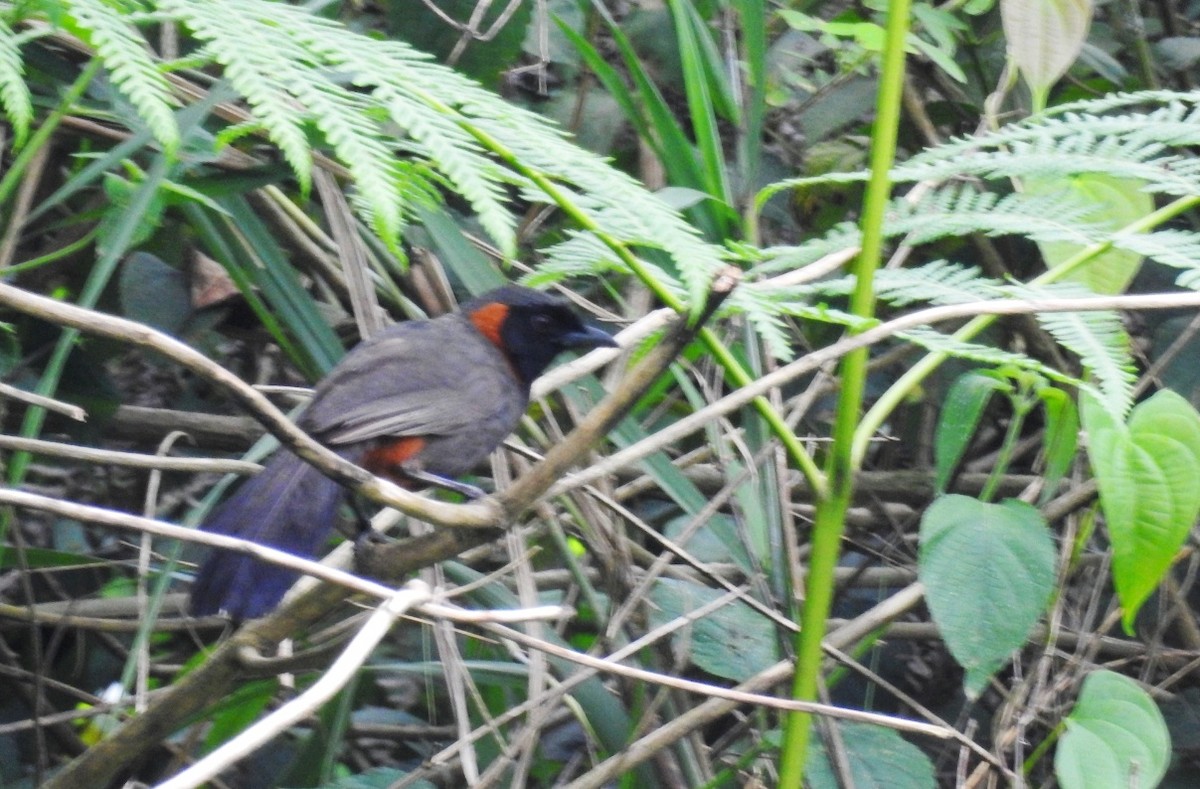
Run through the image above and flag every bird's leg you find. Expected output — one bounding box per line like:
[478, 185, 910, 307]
[402, 468, 487, 500]
[346, 496, 376, 540]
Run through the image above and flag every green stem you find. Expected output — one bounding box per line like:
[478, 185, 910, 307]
[978, 394, 1033, 503]
[1023, 719, 1065, 774]
[852, 193, 1200, 466]
[776, 0, 912, 783]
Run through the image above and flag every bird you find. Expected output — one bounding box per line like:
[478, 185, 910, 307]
[189, 285, 617, 620]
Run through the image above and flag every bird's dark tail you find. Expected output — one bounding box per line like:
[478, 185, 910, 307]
[189, 451, 348, 620]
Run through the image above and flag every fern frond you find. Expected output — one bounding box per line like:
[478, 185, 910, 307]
[764, 98, 1200, 201]
[1111, 229, 1200, 288]
[66, 0, 178, 152]
[770, 261, 1005, 309]
[268, 0, 722, 286]
[899, 325, 1091, 391]
[471, 102, 726, 300]
[1045, 90, 1200, 118]
[875, 263, 1006, 306]
[894, 186, 1101, 247]
[0, 17, 31, 148]
[155, 0, 726, 291]
[756, 186, 1105, 279]
[161, 0, 314, 192]
[526, 232, 631, 284]
[530, 230, 687, 301]
[892, 136, 1192, 196]
[1002, 282, 1136, 417]
[726, 287, 799, 360]
[755, 224, 862, 275]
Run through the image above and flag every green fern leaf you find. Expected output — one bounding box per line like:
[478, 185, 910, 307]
[1115, 230, 1200, 288]
[755, 224, 862, 275]
[899, 326, 1090, 392]
[727, 287, 797, 360]
[763, 97, 1200, 203]
[151, 0, 723, 293]
[895, 186, 1101, 246]
[1003, 283, 1136, 417]
[0, 17, 31, 148]
[161, 0, 314, 192]
[66, 0, 179, 152]
[778, 261, 1005, 309]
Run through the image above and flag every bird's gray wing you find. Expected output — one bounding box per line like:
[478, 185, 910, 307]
[315, 389, 478, 445]
[298, 320, 518, 446]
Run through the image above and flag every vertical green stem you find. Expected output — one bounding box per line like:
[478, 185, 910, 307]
[978, 396, 1032, 503]
[776, 0, 912, 782]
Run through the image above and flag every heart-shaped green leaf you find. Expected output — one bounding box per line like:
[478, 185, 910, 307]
[1055, 670, 1170, 789]
[919, 494, 1057, 697]
[1084, 390, 1200, 631]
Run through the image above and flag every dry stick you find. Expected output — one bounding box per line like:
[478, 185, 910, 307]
[0, 489, 400, 603]
[0, 382, 87, 422]
[0, 434, 260, 474]
[40, 274, 738, 789]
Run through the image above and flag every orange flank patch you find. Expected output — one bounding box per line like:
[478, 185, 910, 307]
[467, 302, 509, 348]
[362, 436, 426, 482]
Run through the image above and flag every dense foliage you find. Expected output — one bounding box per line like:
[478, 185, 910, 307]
[2, 0, 1200, 786]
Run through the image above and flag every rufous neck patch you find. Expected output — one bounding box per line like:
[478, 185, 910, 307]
[468, 302, 509, 349]
[362, 436, 426, 480]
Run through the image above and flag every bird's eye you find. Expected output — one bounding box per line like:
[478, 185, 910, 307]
[530, 313, 556, 333]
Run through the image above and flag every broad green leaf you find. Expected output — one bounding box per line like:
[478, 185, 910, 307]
[1055, 670, 1170, 789]
[778, 11, 887, 51]
[648, 578, 780, 682]
[910, 5, 968, 83]
[963, 0, 996, 13]
[1001, 0, 1094, 97]
[807, 721, 937, 789]
[412, 203, 507, 296]
[919, 495, 1056, 697]
[1028, 174, 1153, 295]
[1038, 386, 1079, 500]
[1083, 390, 1200, 631]
[663, 514, 754, 573]
[935, 371, 1009, 492]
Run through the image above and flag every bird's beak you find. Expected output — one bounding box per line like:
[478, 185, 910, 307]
[562, 325, 618, 350]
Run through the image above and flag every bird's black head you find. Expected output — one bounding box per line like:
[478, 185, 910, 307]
[463, 285, 617, 386]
